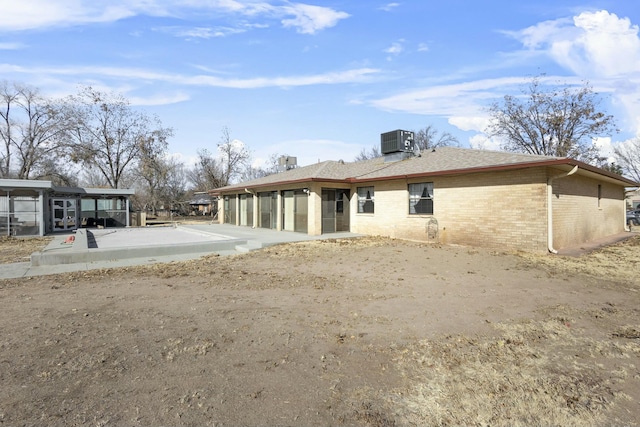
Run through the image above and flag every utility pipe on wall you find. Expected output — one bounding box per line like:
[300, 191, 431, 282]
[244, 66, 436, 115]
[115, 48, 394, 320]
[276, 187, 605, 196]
[547, 165, 579, 254]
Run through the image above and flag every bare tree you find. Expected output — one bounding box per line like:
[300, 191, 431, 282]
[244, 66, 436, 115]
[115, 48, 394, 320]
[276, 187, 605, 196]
[78, 165, 111, 188]
[241, 153, 288, 181]
[614, 138, 640, 183]
[188, 128, 251, 190]
[64, 86, 172, 188]
[162, 159, 189, 212]
[0, 81, 68, 179]
[354, 145, 381, 161]
[414, 124, 458, 151]
[187, 148, 225, 191]
[0, 81, 18, 177]
[217, 126, 250, 185]
[486, 75, 617, 164]
[134, 152, 187, 215]
[33, 155, 78, 186]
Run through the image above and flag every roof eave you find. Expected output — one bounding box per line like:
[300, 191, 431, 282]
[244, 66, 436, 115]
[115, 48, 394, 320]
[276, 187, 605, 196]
[208, 158, 640, 195]
[351, 158, 640, 187]
[209, 177, 349, 196]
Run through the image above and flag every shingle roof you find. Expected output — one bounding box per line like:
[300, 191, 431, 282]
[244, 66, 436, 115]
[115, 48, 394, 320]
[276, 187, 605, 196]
[214, 156, 387, 191]
[355, 147, 563, 180]
[211, 147, 636, 193]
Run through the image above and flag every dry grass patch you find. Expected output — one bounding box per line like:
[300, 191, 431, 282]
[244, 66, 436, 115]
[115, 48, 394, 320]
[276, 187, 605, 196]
[517, 234, 640, 287]
[390, 317, 638, 426]
[0, 236, 52, 264]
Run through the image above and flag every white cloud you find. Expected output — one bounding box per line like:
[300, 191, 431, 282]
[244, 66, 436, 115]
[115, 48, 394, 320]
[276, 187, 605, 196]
[507, 10, 640, 78]
[280, 3, 349, 34]
[468, 133, 501, 151]
[154, 25, 248, 39]
[128, 92, 190, 106]
[0, 63, 380, 91]
[370, 76, 525, 120]
[448, 116, 489, 133]
[0, 1, 349, 35]
[0, 0, 140, 31]
[369, 77, 531, 140]
[384, 41, 404, 56]
[417, 42, 429, 52]
[182, 67, 380, 88]
[369, 10, 640, 144]
[504, 9, 640, 138]
[167, 151, 198, 168]
[379, 3, 400, 12]
[0, 42, 25, 50]
[593, 136, 616, 162]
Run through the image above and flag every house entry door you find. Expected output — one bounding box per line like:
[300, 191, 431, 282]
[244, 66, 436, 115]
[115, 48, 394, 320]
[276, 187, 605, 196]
[321, 189, 350, 233]
[321, 190, 336, 233]
[52, 198, 77, 231]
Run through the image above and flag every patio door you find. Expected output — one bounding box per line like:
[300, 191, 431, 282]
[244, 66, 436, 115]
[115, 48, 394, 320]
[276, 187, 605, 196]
[322, 189, 336, 233]
[259, 191, 277, 229]
[282, 190, 308, 233]
[321, 189, 350, 233]
[52, 198, 77, 231]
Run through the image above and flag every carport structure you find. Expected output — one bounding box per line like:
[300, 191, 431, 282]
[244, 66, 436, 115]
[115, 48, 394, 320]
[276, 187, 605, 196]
[0, 178, 134, 236]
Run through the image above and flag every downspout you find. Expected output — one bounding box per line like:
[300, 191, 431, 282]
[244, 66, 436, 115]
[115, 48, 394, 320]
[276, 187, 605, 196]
[547, 165, 578, 254]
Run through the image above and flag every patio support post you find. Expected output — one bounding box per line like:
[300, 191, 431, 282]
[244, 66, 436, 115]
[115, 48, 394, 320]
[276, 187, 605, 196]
[276, 191, 282, 231]
[5, 191, 9, 237]
[125, 197, 130, 227]
[38, 190, 45, 236]
[253, 193, 258, 228]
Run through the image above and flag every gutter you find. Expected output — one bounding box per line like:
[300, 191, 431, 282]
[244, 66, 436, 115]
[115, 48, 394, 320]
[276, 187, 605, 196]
[547, 165, 578, 254]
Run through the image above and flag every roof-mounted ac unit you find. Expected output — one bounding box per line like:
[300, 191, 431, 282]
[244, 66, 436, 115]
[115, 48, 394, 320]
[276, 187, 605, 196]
[381, 130, 415, 154]
[277, 156, 297, 172]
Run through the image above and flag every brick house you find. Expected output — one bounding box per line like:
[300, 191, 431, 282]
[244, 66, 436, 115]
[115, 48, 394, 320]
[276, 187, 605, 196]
[210, 133, 638, 253]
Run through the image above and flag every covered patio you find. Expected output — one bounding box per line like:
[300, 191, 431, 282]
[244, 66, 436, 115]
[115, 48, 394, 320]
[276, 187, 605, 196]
[0, 179, 134, 237]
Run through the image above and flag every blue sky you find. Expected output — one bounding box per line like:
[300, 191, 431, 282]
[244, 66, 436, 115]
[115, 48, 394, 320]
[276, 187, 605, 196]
[1, 0, 640, 169]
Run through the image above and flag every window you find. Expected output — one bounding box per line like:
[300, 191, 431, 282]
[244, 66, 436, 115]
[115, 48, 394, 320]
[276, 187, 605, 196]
[409, 182, 434, 215]
[357, 186, 374, 213]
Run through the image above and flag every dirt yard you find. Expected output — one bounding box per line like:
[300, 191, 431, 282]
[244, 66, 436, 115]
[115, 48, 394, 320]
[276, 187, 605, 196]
[0, 234, 639, 426]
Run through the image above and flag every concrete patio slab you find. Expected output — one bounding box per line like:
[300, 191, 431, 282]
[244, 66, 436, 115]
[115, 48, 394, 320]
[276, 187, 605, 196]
[0, 224, 363, 279]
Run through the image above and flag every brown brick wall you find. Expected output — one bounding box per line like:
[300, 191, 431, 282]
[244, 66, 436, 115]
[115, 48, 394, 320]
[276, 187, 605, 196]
[217, 166, 627, 253]
[350, 168, 550, 252]
[551, 174, 625, 250]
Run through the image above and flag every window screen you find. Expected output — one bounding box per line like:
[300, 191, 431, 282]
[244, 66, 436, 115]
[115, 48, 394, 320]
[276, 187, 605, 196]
[409, 182, 434, 215]
[357, 186, 374, 213]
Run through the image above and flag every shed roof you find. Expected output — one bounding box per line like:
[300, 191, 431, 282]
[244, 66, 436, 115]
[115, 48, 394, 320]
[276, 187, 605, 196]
[0, 179, 135, 197]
